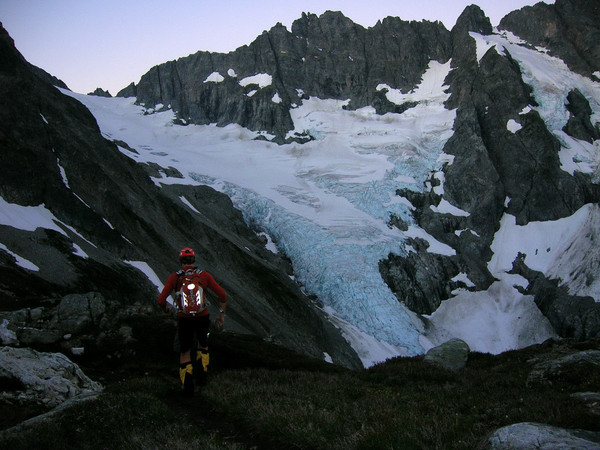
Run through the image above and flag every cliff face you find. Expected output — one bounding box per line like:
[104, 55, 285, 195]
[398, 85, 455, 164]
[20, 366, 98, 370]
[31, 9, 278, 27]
[124, 0, 600, 141]
[499, 0, 600, 79]
[122, 11, 452, 141]
[381, 2, 599, 324]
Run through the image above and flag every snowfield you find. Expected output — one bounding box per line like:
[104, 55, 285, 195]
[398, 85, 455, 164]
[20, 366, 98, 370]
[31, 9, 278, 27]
[4, 28, 596, 366]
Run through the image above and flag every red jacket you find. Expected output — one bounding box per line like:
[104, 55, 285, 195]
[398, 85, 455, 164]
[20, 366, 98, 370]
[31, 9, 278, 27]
[157, 265, 227, 317]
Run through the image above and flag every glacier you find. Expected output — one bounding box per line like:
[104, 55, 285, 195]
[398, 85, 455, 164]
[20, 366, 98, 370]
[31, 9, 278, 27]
[58, 28, 600, 366]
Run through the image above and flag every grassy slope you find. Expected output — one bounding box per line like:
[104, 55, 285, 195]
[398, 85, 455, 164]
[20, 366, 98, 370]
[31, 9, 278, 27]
[1, 332, 599, 449]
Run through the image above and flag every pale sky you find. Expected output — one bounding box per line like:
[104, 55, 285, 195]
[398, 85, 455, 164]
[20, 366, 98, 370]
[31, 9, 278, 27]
[0, 0, 553, 95]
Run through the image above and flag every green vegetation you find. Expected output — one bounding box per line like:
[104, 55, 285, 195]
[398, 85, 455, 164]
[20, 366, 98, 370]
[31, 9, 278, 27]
[1, 334, 599, 449]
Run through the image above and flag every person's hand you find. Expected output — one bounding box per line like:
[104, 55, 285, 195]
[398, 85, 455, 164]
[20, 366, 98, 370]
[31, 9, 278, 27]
[214, 313, 225, 329]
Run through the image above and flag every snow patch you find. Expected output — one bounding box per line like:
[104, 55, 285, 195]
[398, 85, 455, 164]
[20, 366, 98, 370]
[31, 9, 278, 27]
[507, 119, 522, 133]
[451, 272, 475, 288]
[0, 197, 66, 236]
[72, 243, 88, 258]
[376, 60, 452, 106]
[57, 158, 70, 188]
[123, 260, 164, 293]
[426, 280, 557, 354]
[430, 198, 470, 217]
[179, 196, 200, 214]
[0, 243, 39, 271]
[239, 73, 272, 88]
[489, 204, 600, 300]
[405, 226, 456, 256]
[204, 72, 224, 83]
[258, 231, 278, 254]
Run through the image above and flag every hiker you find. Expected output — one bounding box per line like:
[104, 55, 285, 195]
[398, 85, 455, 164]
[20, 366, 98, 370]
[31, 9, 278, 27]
[157, 247, 227, 395]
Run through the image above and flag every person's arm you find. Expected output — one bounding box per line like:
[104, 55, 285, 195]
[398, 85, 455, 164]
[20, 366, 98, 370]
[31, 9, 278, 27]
[157, 273, 178, 312]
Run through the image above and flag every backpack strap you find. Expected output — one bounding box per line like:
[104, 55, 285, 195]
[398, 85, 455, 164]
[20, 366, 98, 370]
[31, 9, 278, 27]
[177, 267, 201, 277]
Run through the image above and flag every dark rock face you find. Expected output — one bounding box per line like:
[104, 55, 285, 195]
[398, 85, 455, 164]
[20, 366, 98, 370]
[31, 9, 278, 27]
[87, 88, 111, 97]
[0, 23, 362, 369]
[379, 241, 459, 315]
[511, 255, 600, 340]
[121, 11, 451, 141]
[380, 2, 600, 328]
[563, 89, 600, 143]
[499, 0, 600, 79]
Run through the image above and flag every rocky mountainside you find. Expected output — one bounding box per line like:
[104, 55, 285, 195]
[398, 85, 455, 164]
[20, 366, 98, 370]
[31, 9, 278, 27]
[1, 0, 599, 367]
[0, 23, 361, 369]
[117, 0, 600, 339]
[120, 10, 453, 141]
[1, 0, 600, 443]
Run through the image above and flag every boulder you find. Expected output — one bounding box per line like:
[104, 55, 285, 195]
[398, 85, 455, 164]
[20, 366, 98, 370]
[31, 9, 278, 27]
[485, 422, 600, 449]
[527, 349, 600, 385]
[423, 338, 470, 371]
[571, 392, 600, 416]
[0, 319, 18, 346]
[53, 292, 106, 335]
[0, 346, 102, 408]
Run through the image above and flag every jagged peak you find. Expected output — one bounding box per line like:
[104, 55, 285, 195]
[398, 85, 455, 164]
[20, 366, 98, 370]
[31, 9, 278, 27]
[291, 10, 363, 35]
[452, 4, 493, 36]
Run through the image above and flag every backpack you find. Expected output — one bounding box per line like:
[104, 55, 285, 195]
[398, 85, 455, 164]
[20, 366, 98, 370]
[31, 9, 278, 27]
[176, 268, 206, 315]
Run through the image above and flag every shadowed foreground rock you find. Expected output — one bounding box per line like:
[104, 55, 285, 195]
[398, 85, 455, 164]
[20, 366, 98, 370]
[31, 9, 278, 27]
[0, 347, 102, 408]
[423, 338, 470, 371]
[485, 422, 600, 449]
[527, 349, 600, 386]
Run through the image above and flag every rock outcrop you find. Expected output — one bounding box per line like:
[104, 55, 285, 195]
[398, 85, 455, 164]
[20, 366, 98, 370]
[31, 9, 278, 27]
[527, 349, 600, 386]
[511, 255, 600, 340]
[87, 88, 111, 97]
[498, 0, 600, 79]
[423, 338, 470, 371]
[0, 347, 102, 408]
[485, 422, 600, 449]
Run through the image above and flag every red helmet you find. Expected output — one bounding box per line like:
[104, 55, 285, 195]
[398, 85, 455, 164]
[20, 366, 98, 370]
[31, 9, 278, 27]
[179, 247, 195, 258]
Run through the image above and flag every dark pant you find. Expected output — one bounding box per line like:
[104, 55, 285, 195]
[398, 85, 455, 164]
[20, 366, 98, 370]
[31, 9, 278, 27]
[177, 315, 210, 353]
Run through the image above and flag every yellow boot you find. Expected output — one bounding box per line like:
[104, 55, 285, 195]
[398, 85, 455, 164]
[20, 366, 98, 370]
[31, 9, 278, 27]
[179, 362, 194, 395]
[196, 349, 209, 386]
